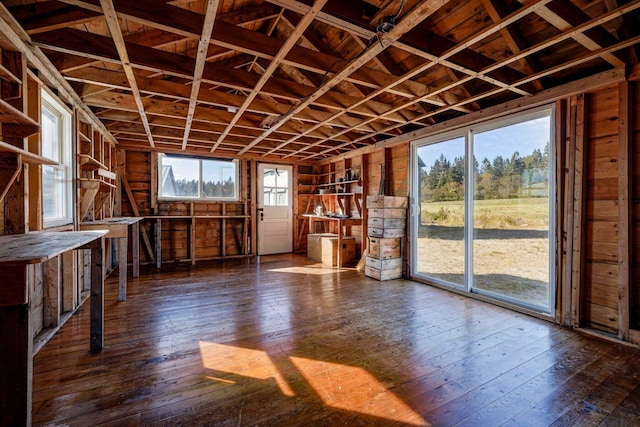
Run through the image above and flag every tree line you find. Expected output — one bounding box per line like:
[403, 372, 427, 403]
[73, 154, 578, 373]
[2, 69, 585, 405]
[173, 177, 235, 198]
[420, 143, 549, 202]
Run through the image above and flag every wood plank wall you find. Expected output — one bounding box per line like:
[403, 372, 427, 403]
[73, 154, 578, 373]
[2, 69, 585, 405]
[122, 150, 251, 263]
[583, 86, 620, 334]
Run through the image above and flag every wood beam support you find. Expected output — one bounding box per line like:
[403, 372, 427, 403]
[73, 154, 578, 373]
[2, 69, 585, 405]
[212, 0, 326, 152]
[99, 0, 155, 148]
[181, 0, 219, 150]
[618, 81, 632, 340]
[571, 94, 587, 328]
[239, 0, 453, 155]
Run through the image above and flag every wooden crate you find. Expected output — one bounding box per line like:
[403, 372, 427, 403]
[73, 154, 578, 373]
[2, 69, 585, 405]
[367, 237, 401, 259]
[368, 208, 406, 219]
[368, 217, 405, 229]
[366, 195, 408, 209]
[307, 233, 356, 266]
[365, 256, 402, 281]
[369, 228, 405, 238]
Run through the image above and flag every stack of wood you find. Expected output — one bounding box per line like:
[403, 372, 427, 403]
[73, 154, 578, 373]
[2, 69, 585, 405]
[364, 195, 407, 280]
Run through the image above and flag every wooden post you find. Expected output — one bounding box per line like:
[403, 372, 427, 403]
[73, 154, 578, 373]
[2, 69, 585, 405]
[118, 236, 127, 301]
[564, 96, 578, 327]
[555, 99, 567, 323]
[250, 160, 257, 256]
[0, 265, 32, 426]
[571, 94, 587, 328]
[43, 256, 61, 328]
[61, 250, 76, 312]
[89, 237, 104, 352]
[155, 218, 162, 269]
[132, 221, 140, 277]
[618, 81, 632, 341]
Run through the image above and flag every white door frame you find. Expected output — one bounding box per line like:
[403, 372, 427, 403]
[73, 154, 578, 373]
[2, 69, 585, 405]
[257, 163, 293, 255]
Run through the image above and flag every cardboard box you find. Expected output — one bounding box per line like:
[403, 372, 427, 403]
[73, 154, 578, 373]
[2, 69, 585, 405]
[307, 233, 356, 266]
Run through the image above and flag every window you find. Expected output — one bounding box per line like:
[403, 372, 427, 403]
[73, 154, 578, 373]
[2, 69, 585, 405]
[158, 154, 238, 201]
[41, 89, 73, 227]
[412, 107, 555, 313]
[262, 167, 289, 206]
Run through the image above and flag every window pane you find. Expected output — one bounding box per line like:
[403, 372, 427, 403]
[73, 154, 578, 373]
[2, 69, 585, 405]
[415, 137, 466, 287]
[41, 109, 59, 161]
[41, 93, 70, 226]
[203, 159, 236, 198]
[160, 157, 199, 197]
[276, 169, 288, 188]
[43, 166, 66, 219]
[473, 115, 551, 308]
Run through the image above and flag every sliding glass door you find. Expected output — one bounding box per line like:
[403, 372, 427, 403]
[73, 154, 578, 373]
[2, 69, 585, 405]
[411, 108, 555, 313]
[415, 136, 466, 288]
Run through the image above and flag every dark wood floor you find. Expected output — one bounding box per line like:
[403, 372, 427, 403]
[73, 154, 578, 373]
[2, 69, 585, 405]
[33, 254, 640, 426]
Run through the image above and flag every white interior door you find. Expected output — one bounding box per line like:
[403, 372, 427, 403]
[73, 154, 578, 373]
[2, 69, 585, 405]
[258, 164, 293, 255]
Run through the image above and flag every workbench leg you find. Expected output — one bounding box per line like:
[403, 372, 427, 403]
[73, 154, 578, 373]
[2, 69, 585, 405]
[118, 237, 127, 301]
[132, 222, 140, 278]
[337, 228, 343, 269]
[90, 239, 104, 353]
[0, 303, 33, 426]
[155, 218, 162, 269]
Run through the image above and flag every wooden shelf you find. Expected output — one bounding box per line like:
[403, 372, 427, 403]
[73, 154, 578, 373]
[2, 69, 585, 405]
[0, 141, 58, 165]
[78, 130, 91, 143]
[0, 63, 21, 85]
[0, 99, 39, 137]
[80, 177, 115, 192]
[315, 179, 360, 188]
[78, 154, 107, 171]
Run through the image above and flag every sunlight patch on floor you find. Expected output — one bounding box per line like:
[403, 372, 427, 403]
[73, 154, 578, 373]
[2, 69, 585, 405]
[267, 265, 338, 275]
[199, 342, 294, 396]
[290, 356, 429, 426]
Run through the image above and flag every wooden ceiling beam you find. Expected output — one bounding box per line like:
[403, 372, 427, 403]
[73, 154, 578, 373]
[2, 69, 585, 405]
[481, 0, 544, 92]
[8, 1, 102, 34]
[99, 0, 155, 148]
[520, 0, 626, 68]
[266, 0, 533, 96]
[239, 0, 453, 156]
[211, 0, 327, 152]
[56, 0, 462, 104]
[306, 32, 638, 160]
[181, 0, 219, 151]
[269, 0, 551, 158]
[288, 0, 640, 159]
[82, 90, 364, 142]
[64, 67, 388, 131]
[32, 28, 425, 125]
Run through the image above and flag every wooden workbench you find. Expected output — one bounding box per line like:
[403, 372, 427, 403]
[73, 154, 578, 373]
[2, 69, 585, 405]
[80, 217, 142, 301]
[0, 231, 105, 426]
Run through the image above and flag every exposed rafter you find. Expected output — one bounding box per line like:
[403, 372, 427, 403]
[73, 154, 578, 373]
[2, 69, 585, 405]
[182, 0, 219, 150]
[99, 0, 155, 148]
[210, 0, 327, 152]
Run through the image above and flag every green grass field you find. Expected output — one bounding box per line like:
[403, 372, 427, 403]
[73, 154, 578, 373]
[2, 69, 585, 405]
[421, 197, 549, 229]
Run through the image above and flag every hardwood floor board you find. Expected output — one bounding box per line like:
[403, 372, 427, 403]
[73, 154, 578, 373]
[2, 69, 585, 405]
[394, 327, 577, 420]
[32, 254, 640, 426]
[479, 340, 632, 426]
[548, 350, 640, 426]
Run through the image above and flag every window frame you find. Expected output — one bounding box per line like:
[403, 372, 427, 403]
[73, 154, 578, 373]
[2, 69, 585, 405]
[157, 154, 240, 202]
[41, 88, 73, 229]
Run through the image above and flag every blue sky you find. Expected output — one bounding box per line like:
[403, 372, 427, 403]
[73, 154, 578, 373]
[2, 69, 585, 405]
[418, 115, 551, 170]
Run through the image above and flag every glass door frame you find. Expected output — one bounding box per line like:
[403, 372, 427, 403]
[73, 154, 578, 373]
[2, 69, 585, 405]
[410, 105, 557, 314]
